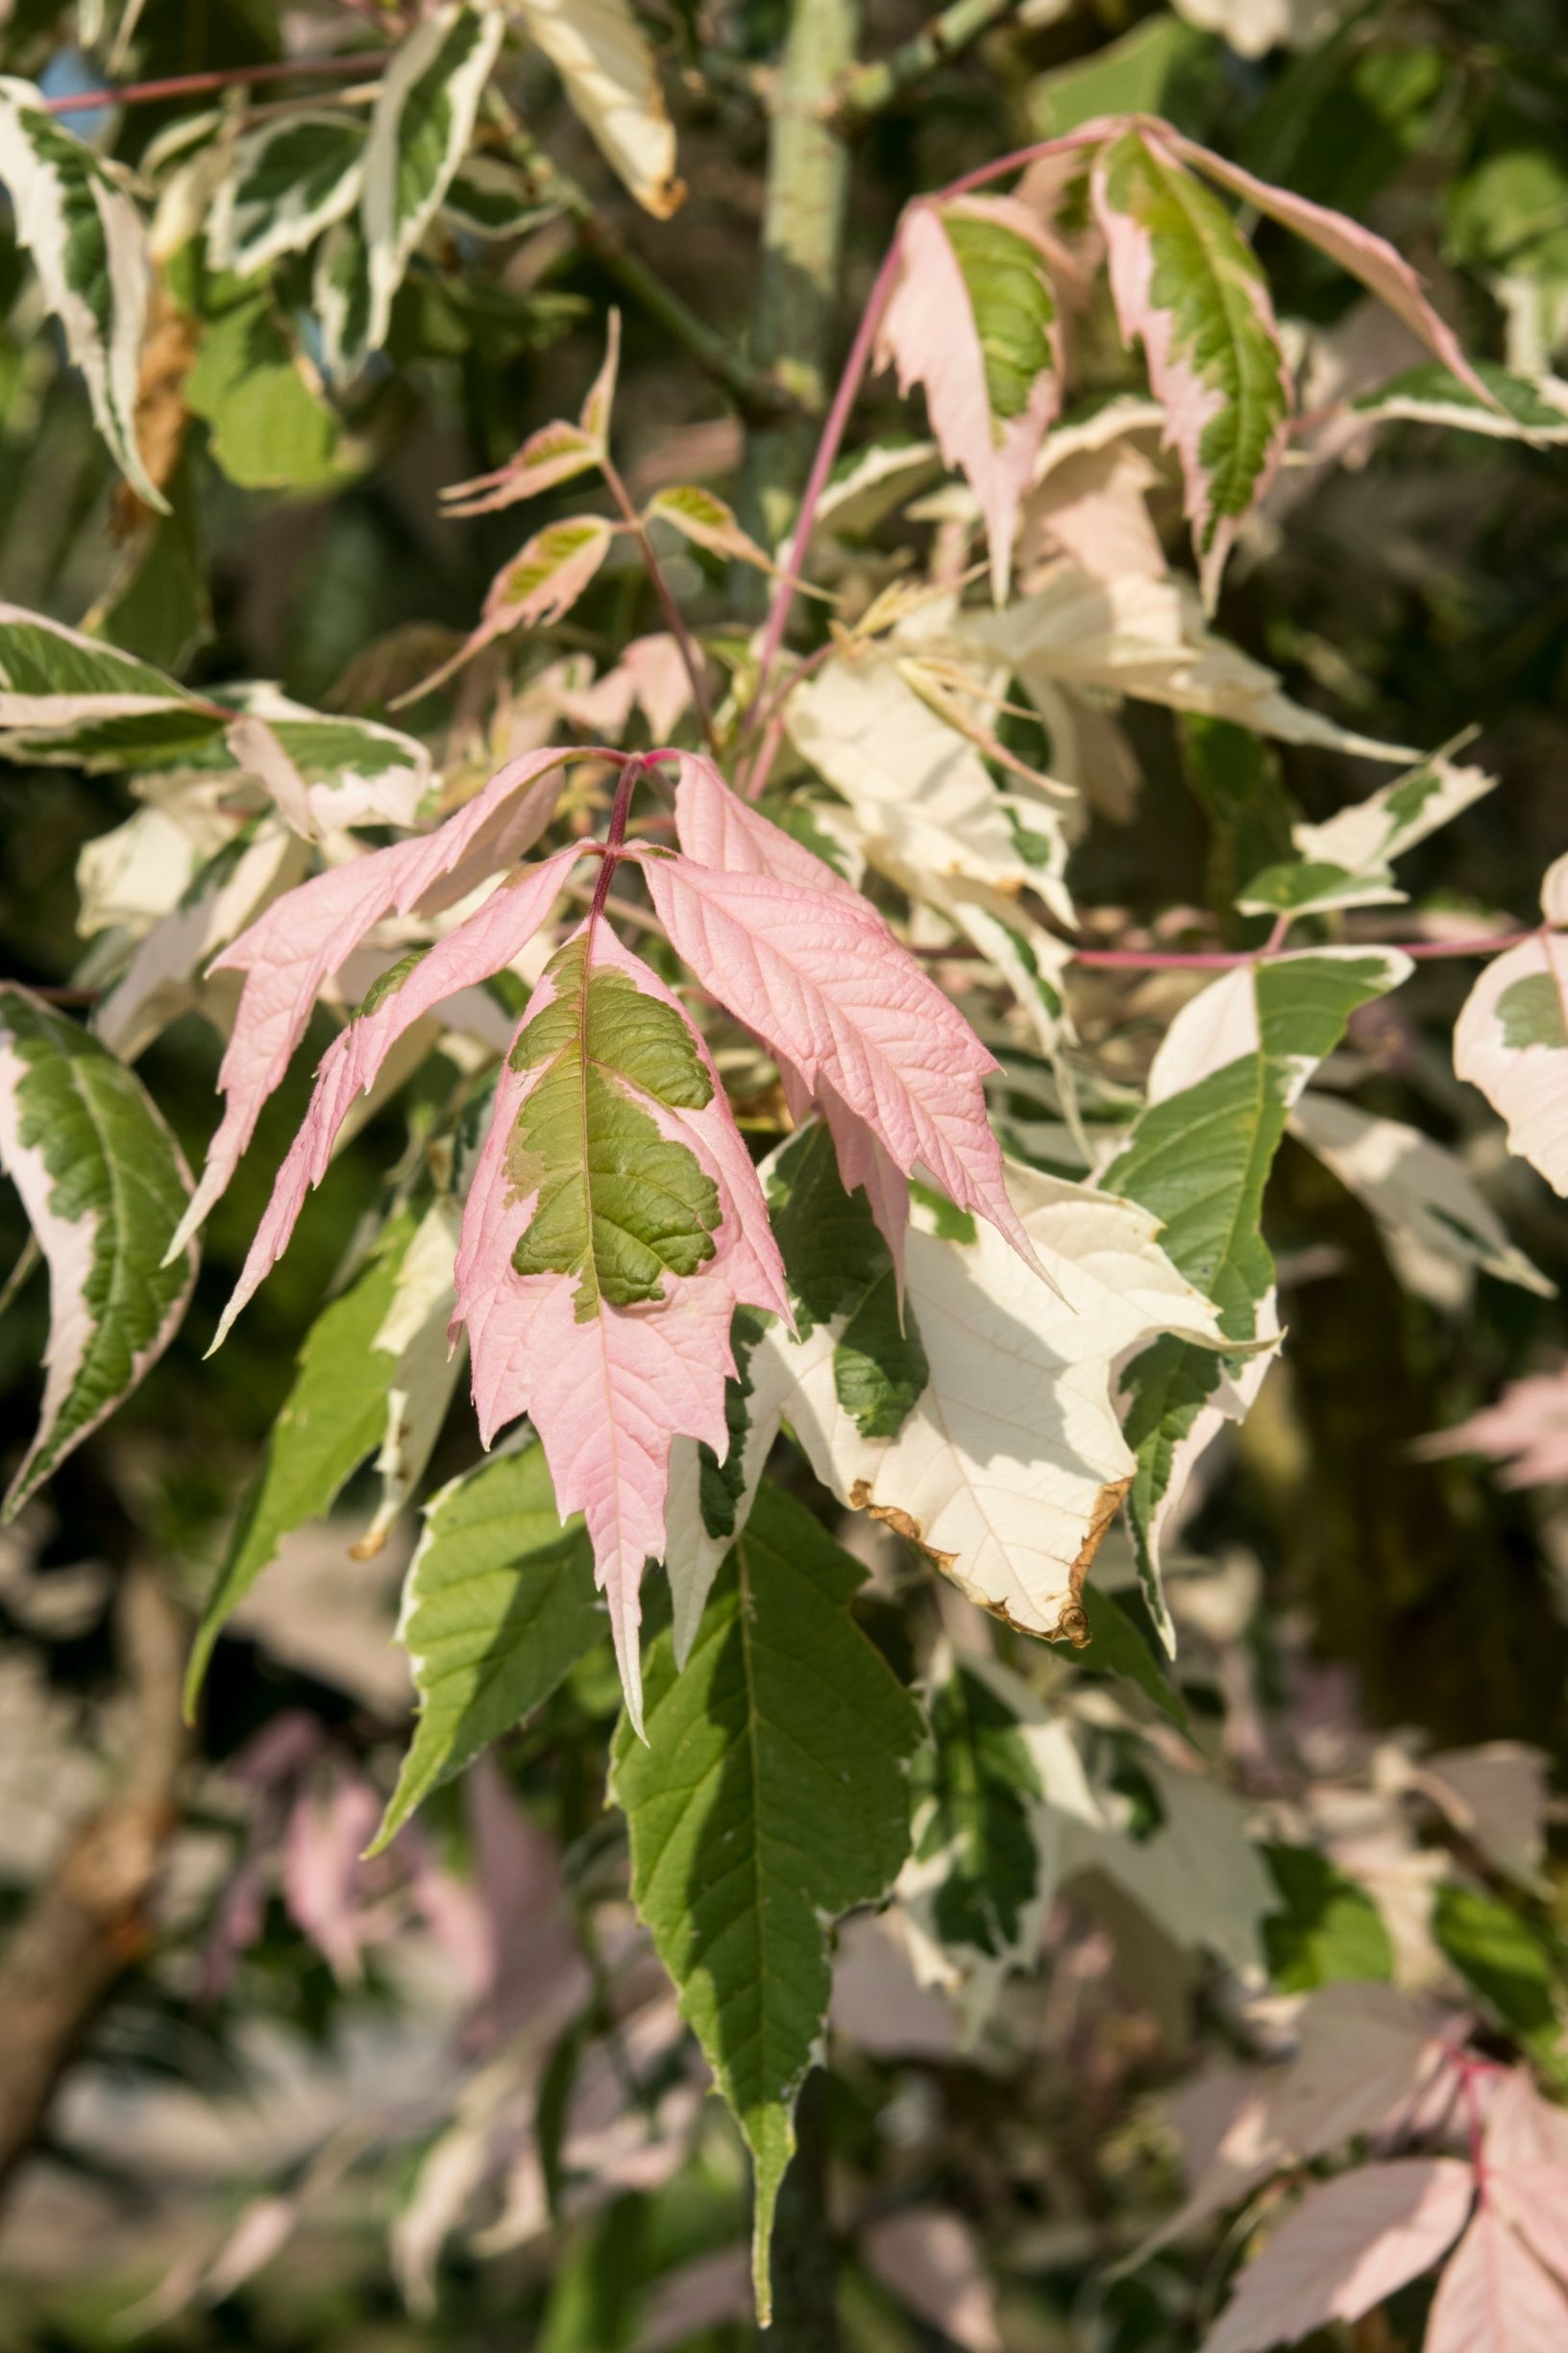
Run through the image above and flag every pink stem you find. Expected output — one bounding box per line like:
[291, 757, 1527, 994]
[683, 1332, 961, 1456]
[42, 52, 392, 115]
[1072, 929, 1536, 971]
[587, 759, 645, 928]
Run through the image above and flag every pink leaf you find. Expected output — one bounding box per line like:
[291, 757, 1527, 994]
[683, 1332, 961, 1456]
[1201, 2159, 1473, 2353]
[876, 195, 1064, 601]
[1485, 2071, 1568, 2172]
[401, 517, 617, 701]
[628, 847, 1041, 1275]
[282, 1764, 385, 1983]
[1418, 1362, 1568, 1489]
[452, 925, 788, 1727]
[169, 749, 575, 1260]
[1164, 128, 1501, 419]
[863, 2209, 1002, 2353]
[212, 845, 582, 1343]
[1491, 2166, 1568, 2289]
[1426, 2208, 1568, 2353]
[672, 752, 859, 897]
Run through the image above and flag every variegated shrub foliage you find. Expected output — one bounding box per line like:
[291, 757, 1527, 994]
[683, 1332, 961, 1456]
[3, 6, 1568, 2339]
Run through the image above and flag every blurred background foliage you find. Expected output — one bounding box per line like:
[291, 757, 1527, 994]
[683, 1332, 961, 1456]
[2, 0, 1568, 2346]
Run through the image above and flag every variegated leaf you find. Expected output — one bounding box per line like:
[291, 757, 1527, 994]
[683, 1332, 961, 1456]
[0, 80, 163, 507]
[1091, 126, 1291, 610]
[361, 1, 505, 355]
[208, 110, 366, 278]
[1455, 853, 1568, 1195]
[513, 0, 683, 219]
[0, 987, 196, 1516]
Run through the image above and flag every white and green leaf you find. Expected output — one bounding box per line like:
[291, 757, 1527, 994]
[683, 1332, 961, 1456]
[514, 0, 683, 219]
[1352, 359, 1568, 444]
[0, 987, 196, 1518]
[361, 0, 505, 355]
[373, 1440, 601, 1851]
[1454, 853, 1568, 1197]
[207, 109, 366, 278]
[1288, 1090, 1553, 1310]
[755, 1133, 1223, 1644]
[0, 79, 163, 507]
[610, 1482, 923, 2319]
[1105, 949, 1412, 1637]
[0, 601, 223, 769]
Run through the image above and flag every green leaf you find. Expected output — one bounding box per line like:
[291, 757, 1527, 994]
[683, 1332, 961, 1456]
[184, 1214, 419, 1714]
[1498, 971, 1568, 1051]
[610, 1483, 923, 2320]
[373, 1443, 601, 1850]
[314, 213, 376, 384]
[1075, 1583, 1192, 1736]
[506, 935, 721, 1317]
[0, 82, 164, 505]
[766, 1122, 927, 1444]
[0, 602, 224, 770]
[1027, 14, 1218, 139]
[1433, 1883, 1568, 2082]
[0, 988, 196, 1517]
[185, 292, 345, 491]
[442, 153, 561, 239]
[912, 1659, 1042, 1959]
[1262, 1844, 1395, 1991]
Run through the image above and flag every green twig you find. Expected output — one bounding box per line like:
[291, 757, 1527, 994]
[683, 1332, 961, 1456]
[833, 0, 1018, 129]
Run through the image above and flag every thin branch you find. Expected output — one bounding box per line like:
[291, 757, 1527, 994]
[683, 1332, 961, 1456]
[600, 454, 720, 755]
[833, 0, 1019, 130]
[482, 93, 796, 427]
[42, 50, 392, 116]
[0, 1562, 186, 2201]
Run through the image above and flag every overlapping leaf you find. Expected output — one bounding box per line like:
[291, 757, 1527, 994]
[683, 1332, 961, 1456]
[1091, 126, 1291, 608]
[374, 1441, 600, 1848]
[452, 922, 789, 1726]
[514, 0, 683, 219]
[208, 110, 366, 278]
[1105, 949, 1412, 1636]
[361, 0, 504, 354]
[0, 79, 162, 506]
[877, 194, 1066, 598]
[1455, 854, 1568, 1194]
[0, 988, 196, 1517]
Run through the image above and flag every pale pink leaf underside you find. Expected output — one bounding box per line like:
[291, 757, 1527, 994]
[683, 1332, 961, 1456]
[169, 749, 576, 1260]
[212, 846, 586, 1345]
[1426, 2208, 1568, 2353]
[1200, 2159, 1472, 2353]
[628, 848, 1042, 1278]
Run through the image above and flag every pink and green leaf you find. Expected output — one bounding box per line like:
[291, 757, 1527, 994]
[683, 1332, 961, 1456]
[1092, 127, 1291, 611]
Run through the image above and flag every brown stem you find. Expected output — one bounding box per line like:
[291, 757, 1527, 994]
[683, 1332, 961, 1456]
[600, 455, 720, 756]
[43, 51, 392, 116]
[0, 1563, 186, 2201]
